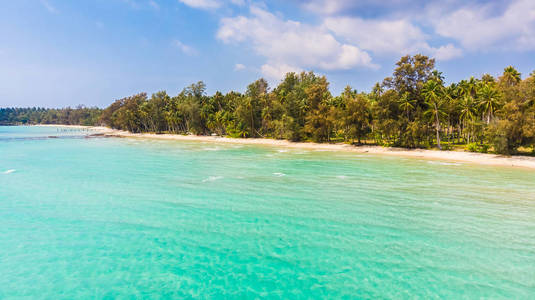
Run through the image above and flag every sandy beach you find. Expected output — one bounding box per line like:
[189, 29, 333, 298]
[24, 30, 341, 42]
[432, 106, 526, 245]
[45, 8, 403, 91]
[37, 125, 535, 169]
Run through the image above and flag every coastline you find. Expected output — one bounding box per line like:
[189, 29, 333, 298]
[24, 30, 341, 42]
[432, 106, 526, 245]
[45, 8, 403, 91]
[33, 124, 113, 132]
[37, 124, 535, 169]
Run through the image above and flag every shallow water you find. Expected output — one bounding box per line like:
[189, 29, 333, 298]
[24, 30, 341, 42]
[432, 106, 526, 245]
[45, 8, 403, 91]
[1, 126, 534, 298]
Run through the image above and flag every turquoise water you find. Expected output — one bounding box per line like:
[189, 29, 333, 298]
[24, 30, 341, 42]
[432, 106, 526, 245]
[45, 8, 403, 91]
[1, 126, 534, 299]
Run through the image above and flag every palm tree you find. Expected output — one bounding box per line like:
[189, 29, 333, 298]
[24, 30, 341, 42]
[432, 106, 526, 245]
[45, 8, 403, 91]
[431, 70, 445, 83]
[397, 92, 416, 119]
[503, 66, 521, 86]
[458, 77, 478, 98]
[423, 80, 446, 149]
[459, 95, 477, 143]
[477, 84, 500, 124]
[245, 96, 255, 137]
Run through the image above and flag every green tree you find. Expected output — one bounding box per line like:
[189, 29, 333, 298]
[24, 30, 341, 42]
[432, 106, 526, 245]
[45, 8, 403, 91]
[459, 95, 477, 143]
[340, 92, 371, 144]
[501, 66, 521, 87]
[423, 80, 446, 149]
[387, 54, 436, 106]
[478, 84, 501, 124]
[397, 92, 416, 119]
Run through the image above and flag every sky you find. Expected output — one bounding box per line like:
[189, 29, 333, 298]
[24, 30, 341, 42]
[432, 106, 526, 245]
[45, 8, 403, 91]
[1, 0, 534, 108]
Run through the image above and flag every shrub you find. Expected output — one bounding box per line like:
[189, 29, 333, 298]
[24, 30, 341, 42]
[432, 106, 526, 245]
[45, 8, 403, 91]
[465, 142, 489, 153]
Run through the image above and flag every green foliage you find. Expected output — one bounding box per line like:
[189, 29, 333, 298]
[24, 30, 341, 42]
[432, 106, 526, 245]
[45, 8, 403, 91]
[465, 143, 489, 153]
[0, 106, 102, 126]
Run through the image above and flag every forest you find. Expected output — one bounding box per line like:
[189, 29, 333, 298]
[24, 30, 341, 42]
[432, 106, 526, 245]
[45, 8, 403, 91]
[2, 55, 534, 155]
[0, 106, 101, 126]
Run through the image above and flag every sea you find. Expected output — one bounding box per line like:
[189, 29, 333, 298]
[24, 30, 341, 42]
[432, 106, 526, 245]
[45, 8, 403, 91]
[1, 125, 534, 298]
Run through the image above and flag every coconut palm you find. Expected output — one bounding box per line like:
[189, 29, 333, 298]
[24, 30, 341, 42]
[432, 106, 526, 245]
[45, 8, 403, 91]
[503, 66, 521, 85]
[397, 92, 416, 119]
[458, 77, 478, 99]
[477, 84, 500, 124]
[423, 80, 446, 149]
[459, 95, 477, 143]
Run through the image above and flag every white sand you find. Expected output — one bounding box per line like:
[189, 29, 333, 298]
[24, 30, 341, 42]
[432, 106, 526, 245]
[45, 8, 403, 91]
[37, 125, 535, 169]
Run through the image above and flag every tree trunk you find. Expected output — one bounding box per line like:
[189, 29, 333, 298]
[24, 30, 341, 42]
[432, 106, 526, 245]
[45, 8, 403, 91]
[250, 107, 254, 138]
[434, 103, 442, 150]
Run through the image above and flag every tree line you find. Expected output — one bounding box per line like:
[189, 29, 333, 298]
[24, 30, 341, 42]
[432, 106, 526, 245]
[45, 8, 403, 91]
[0, 106, 101, 126]
[2, 55, 534, 155]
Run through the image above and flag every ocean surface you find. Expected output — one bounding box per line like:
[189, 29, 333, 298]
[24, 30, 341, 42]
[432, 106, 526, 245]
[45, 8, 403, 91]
[1, 126, 534, 299]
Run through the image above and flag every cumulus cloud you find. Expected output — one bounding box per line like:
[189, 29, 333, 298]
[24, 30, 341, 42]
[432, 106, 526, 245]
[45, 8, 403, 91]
[304, 0, 535, 58]
[217, 6, 376, 79]
[181, 0, 533, 67]
[324, 16, 462, 61]
[430, 0, 535, 51]
[324, 17, 426, 55]
[432, 44, 463, 61]
[260, 63, 302, 80]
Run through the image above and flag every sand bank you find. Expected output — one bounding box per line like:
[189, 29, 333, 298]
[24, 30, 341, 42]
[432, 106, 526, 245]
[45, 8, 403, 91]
[35, 124, 113, 132]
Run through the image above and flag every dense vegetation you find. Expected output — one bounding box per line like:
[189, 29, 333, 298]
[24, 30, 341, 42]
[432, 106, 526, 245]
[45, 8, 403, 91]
[2, 55, 534, 155]
[0, 106, 101, 126]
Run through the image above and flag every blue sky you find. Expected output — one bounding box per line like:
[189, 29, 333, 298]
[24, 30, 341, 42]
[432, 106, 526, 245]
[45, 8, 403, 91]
[1, 0, 534, 107]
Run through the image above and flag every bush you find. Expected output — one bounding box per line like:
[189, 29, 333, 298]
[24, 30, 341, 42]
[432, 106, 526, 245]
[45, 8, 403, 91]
[441, 143, 454, 151]
[465, 142, 489, 153]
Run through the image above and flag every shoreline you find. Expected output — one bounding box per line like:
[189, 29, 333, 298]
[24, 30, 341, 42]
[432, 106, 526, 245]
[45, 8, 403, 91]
[32, 124, 113, 132]
[35, 124, 535, 169]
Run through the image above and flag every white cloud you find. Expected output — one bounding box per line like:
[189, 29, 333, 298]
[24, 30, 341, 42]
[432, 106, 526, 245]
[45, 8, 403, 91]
[261, 64, 300, 80]
[432, 44, 463, 61]
[260, 63, 302, 80]
[40, 0, 58, 14]
[217, 6, 376, 79]
[324, 16, 462, 61]
[234, 63, 246, 71]
[178, 0, 221, 9]
[324, 17, 426, 55]
[173, 40, 197, 55]
[431, 0, 535, 51]
[303, 0, 535, 59]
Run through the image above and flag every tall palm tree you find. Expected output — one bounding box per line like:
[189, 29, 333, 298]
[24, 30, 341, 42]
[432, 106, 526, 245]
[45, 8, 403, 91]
[459, 95, 477, 143]
[503, 66, 521, 86]
[423, 80, 446, 149]
[477, 84, 500, 124]
[458, 77, 478, 99]
[397, 92, 416, 119]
